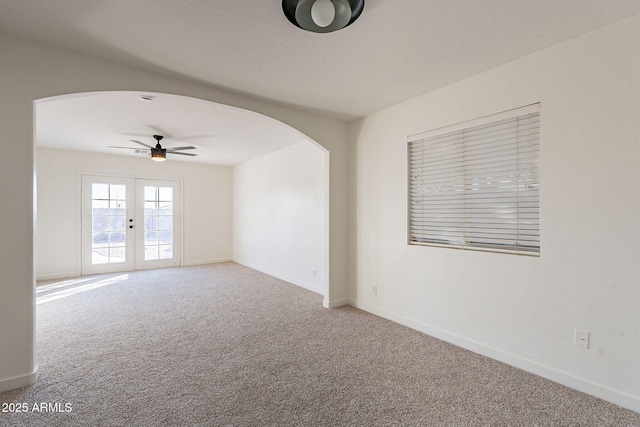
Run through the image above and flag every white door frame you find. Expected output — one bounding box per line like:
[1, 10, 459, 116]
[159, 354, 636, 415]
[134, 178, 182, 270]
[81, 175, 135, 275]
[81, 174, 182, 275]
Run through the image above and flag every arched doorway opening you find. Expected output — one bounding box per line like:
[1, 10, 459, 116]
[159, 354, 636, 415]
[35, 91, 329, 301]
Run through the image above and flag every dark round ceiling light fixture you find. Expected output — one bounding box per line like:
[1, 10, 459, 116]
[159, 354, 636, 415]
[282, 0, 365, 33]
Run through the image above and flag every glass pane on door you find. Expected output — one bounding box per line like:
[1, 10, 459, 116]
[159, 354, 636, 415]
[91, 183, 127, 264]
[143, 186, 174, 261]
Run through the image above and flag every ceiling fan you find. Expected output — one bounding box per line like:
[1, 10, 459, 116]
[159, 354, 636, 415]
[109, 135, 197, 162]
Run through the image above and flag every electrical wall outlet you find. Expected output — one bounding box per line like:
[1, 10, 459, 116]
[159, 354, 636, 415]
[371, 285, 377, 296]
[574, 329, 590, 349]
[312, 269, 317, 278]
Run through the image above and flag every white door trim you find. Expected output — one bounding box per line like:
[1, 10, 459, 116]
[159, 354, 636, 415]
[134, 178, 182, 270]
[81, 174, 183, 275]
[81, 175, 135, 275]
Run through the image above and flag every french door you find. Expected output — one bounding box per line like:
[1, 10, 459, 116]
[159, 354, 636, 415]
[81, 175, 182, 275]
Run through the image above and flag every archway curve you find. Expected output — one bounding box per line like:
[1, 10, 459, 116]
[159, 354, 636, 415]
[1, 36, 349, 394]
[35, 90, 330, 303]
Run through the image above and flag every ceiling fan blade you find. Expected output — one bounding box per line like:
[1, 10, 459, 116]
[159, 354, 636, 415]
[108, 145, 140, 150]
[130, 139, 154, 149]
[165, 146, 196, 151]
[169, 151, 197, 156]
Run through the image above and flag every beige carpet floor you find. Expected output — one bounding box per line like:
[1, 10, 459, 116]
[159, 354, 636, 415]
[1, 262, 639, 426]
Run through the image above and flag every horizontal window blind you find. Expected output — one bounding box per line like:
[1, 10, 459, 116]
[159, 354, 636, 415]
[408, 104, 540, 255]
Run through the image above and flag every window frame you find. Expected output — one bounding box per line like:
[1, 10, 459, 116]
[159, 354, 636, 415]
[407, 103, 541, 256]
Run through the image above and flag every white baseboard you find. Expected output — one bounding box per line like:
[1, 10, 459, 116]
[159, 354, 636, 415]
[234, 259, 324, 296]
[36, 271, 80, 281]
[349, 298, 640, 414]
[0, 366, 38, 393]
[324, 297, 349, 309]
[36, 259, 233, 281]
[182, 258, 232, 267]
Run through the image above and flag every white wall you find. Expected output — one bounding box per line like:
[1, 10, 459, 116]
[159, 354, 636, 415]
[0, 32, 349, 393]
[234, 141, 328, 297]
[36, 147, 232, 280]
[348, 15, 640, 411]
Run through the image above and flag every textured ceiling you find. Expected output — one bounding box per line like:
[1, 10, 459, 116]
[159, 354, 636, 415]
[36, 92, 307, 166]
[3, 1, 640, 165]
[2, 0, 640, 121]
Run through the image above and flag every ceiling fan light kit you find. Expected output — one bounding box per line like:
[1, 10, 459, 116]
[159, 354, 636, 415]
[282, 0, 364, 33]
[151, 150, 167, 161]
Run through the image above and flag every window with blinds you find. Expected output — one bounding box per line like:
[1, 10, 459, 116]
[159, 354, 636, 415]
[408, 104, 540, 256]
